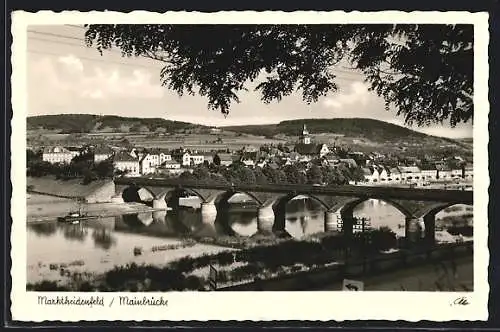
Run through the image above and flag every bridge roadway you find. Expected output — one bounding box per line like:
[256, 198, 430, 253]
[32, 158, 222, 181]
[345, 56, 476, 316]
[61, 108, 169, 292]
[114, 177, 473, 241]
[114, 177, 472, 203]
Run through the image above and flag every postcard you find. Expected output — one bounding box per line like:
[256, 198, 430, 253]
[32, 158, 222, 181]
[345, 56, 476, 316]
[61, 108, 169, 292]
[10, 10, 489, 321]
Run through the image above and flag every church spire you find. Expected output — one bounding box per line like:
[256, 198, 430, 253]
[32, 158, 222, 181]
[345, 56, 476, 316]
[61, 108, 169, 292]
[300, 123, 311, 144]
[302, 123, 308, 135]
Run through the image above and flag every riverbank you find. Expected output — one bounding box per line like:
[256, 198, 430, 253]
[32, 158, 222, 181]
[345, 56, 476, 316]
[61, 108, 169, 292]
[27, 193, 167, 223]
[27, 241, 473, 292]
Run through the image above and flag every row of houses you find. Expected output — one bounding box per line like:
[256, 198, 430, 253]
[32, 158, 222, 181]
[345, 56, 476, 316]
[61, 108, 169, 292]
[42, 146, 82, 164]
[361, 164, 473, 184]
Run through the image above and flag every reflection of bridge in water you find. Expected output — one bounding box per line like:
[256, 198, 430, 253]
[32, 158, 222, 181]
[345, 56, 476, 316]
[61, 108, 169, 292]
[114, 178, 473, 242]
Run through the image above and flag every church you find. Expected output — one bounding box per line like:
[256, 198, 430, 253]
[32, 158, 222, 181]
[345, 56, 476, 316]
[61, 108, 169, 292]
[294, 124, 330, 159]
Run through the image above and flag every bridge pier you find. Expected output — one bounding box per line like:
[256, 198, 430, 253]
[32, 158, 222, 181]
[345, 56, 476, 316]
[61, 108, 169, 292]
[423, 214, 436, 244]
[257, 205, 275, 234]
[152, 210, 167, 224]
[200, 202, 218, 226]
[405, 217, 424, 242]
[341, 215, 355, 237]
[152, 198, 168, 209]
[324, 210, 339, 232]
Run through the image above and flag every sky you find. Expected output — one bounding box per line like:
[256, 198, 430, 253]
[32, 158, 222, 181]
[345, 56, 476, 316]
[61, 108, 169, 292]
[26, 25, 473, 139]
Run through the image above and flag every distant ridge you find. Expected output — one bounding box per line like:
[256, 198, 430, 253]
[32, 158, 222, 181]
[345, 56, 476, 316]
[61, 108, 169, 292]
[27, 114, 204, 133]
[27, 114, 469, 148]
[223, 118, 466, 145]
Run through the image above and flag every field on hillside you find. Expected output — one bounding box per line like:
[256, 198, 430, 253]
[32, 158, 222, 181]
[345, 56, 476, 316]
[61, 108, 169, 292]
[27, 115, 473, 158]
[27, 131, 287, 151]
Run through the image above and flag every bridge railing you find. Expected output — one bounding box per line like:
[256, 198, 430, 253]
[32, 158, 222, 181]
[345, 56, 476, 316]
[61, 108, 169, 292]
[114, 176, 473, 204]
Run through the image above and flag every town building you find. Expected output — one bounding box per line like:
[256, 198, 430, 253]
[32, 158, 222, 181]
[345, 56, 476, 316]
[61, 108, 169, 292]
[181, 151, 191, 166]
[162, 159, 181, 169]
[361, 167, 375, 182]
[113, 152, 140, 176]
[420, 165, 439, 181]
[339, 158, 358, 169]
[94, 146, 114, 163]
[42, 146, 74, 164]
[189, 153, 205, 166]
[389, 167, 402, 182]
[203, 154, 214, 165]
[464, 163, 473, 180]
[66, 147, 81, 159]
[435, 163, 452, 180]
[147, 148, 172, 166]
[397, 166, 422, 182]
[139, 153, 159, 175]
[217, 153, 233, 167]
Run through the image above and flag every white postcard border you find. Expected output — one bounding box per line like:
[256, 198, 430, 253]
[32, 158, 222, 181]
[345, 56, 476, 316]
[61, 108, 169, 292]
[10, 10, 490, 322]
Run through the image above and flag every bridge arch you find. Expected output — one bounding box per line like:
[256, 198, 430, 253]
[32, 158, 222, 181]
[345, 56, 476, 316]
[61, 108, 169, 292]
[269, 193, 331, 234]
[155, 187, 208, 210]
[338, 197, 413, 219]
[210, 190, 265, 206]
[416, 202, 473, 242]
[272, 193, 331, 211]
[157, 187, 207, 201]
[415, 202, 473, 219]
[121, 185, 156, 205]
[336, 197, 413, 236]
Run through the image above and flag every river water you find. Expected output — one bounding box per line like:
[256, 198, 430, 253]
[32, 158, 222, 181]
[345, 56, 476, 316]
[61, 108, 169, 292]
[26, 197, 472, 283]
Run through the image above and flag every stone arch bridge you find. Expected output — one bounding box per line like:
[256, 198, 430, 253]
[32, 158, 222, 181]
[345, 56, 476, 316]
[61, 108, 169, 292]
[114, 177, 473, 242]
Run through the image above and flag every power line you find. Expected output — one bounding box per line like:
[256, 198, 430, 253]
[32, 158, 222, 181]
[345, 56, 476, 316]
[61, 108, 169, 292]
[27, 49, 163, 69]
[28, 48, 363, 82]
[28, 36, 127, 57]
[27, 29, 365, 77]
[64, 24, 86, 30]
[27, 29, 85, 41]
[27, 30, 364, 82]
[29, 36, 87, 48]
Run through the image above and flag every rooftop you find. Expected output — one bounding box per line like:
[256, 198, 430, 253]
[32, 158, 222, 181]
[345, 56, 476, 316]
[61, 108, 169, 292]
[114, 152, 138, 162]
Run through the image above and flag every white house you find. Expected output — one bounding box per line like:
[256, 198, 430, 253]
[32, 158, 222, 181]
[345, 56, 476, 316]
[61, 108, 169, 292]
[363, 166, 380, 183]
[361, 167, 374, 182]
[218, 153, 233, 167]
[378, 166, 390, 183]
[256, 159, 267, 168]
[389, 167, 402, 182]
[148, 149, 172, 166]
[163, 159, 181, 169]
[94, 146, 114, 163]
[181, 152, 191, 166]
[451, 168, 463, 178]
[66, 147, 81, 159]
[243, 160, 255, 168]
[435, 164, 452, 180]
[397, 166, 422, 182]
[139, 153, 158, 175]
[42, 146, 74, 164]
[318, 144, 330, 158]
[114, 152, 140, 176]
[160, 152, 172, 164]
[420, 166, 438, 181]
[189, 154, 205, 166]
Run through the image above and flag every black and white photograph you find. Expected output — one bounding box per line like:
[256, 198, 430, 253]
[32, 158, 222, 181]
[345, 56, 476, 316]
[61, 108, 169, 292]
[10, 10, 489, 322]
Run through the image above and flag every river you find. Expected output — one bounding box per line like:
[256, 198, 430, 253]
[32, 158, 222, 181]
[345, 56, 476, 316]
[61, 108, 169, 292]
[26, 196, 472, 283]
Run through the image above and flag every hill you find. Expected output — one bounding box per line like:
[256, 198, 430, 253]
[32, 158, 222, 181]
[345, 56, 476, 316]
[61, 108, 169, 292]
[27, 114, 205, 133]
[223, 118, 463, 144]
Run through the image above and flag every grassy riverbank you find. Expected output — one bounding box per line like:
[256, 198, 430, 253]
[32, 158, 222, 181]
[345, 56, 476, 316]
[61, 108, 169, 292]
[27, 228, 461, 292]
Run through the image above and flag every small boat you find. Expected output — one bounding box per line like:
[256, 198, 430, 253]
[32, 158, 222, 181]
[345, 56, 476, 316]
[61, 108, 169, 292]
[57, 201, 97, 223]
[57, 212, 98, 223]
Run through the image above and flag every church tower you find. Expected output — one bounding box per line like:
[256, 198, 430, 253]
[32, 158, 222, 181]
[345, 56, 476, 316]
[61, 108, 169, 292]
[299, 124, 311, 144]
